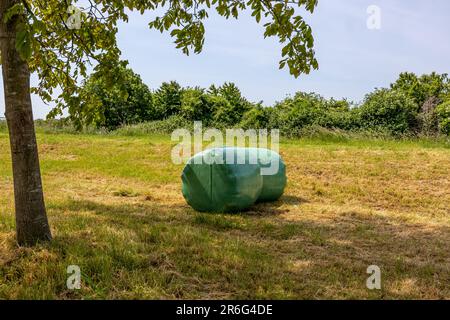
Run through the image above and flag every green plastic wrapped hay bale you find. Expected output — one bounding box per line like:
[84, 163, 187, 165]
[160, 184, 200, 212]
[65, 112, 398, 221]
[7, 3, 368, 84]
[254, 148, 287, 202]
[181, 148, 262, 212]
[181, 147, 286, 212]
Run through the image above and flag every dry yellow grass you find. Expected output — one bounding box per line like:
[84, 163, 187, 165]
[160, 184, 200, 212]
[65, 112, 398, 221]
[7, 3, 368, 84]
[0, 131, 449, 299]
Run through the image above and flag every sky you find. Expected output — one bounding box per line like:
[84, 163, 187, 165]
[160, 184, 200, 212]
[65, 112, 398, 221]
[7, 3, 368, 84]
[1, 0, 449, 119]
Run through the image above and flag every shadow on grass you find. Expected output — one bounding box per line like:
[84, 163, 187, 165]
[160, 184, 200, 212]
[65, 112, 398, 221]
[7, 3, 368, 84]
[247, 195, 309, 217]
[1, 197, 448, 299]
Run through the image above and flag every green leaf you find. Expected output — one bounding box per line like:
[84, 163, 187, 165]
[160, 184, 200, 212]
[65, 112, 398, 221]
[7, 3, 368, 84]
[15, 27, 33, 61]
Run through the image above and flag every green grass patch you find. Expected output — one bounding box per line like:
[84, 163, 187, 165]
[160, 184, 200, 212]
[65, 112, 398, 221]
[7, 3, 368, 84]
[0, 131, 449, 299]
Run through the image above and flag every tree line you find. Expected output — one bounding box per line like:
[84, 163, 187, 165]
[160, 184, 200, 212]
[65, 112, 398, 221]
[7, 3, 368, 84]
[65, 67, 450, 137]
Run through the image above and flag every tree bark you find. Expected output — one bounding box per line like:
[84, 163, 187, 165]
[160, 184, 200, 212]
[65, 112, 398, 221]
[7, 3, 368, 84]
[0, 0, 52, 245]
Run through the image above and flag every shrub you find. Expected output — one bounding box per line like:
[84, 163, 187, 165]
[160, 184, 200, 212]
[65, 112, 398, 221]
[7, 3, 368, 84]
[273, 92, 325, 136]
[239, 104, 273, 129]
[358, 89, 418, 135]
[71, 69, 450, 138]
[114, 114, 192, 136]
[315, 99, 359, 130]
[316, 110, 358, 131]
[436, 100, 450, 135]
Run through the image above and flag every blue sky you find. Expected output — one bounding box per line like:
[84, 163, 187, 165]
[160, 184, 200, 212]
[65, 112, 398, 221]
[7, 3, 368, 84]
[1, 0, 450, 119]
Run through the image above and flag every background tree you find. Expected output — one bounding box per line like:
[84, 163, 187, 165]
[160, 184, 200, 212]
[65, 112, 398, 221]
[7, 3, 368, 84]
[0, 0, 319, 245]
[179, 87, 214, 123]
[209, 83, 252, 127]
[153, 81, 184, 119]
[78, 64, 154, 130]
[390, 72, 450, 108]
[390, 72, 450, 135]
[74, 69, 450, 137]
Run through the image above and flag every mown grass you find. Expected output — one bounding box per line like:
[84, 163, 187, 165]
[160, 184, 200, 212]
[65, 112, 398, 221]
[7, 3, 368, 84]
[0, 127, 449, 299]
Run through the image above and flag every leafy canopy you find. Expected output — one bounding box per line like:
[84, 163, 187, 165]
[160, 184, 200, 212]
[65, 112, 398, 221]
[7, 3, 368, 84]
[390, 72, 450, 108]
[78, 65, 154, 130]
[4, 0, 318, 119]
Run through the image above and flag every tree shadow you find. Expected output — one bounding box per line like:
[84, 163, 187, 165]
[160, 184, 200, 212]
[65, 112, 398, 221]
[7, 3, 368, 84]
[247, 194, 308, 216]
[33, 198, 450, 299]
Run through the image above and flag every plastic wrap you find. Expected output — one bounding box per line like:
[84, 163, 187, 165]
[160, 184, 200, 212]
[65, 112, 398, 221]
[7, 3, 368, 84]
[181, 147, 286, 212]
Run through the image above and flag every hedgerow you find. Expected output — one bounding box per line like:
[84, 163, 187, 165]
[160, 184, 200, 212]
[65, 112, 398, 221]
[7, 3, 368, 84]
[54, 68, 450, 137]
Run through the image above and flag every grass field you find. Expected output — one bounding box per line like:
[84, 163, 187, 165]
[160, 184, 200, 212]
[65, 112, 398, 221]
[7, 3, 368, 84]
[0, 128, 449, 299]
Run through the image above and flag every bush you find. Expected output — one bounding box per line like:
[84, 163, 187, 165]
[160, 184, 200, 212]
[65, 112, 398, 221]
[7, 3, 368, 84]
[239, 104, 273, 129]
[358, 89, 418, 135]
[114, 114, 192, 136]
[70, 69, 450, 138]
[436, 100, 450, 135]
[272, 92, 328, 136]
[315, 99, 359, 130]
[272, 93, 358, 135]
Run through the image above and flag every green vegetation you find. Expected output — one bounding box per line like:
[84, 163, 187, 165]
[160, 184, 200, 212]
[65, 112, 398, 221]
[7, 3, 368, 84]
[75, 65, 154, 130]
[357, 89, 418, 135]
[0, 129, 448, 299]
[2, 0, 447, 300]
[436, 101, 450, 135]
[61, 70, 450, 137]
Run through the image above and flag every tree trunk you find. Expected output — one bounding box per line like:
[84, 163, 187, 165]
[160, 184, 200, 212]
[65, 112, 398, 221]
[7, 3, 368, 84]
[0, 0, 52, 245]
